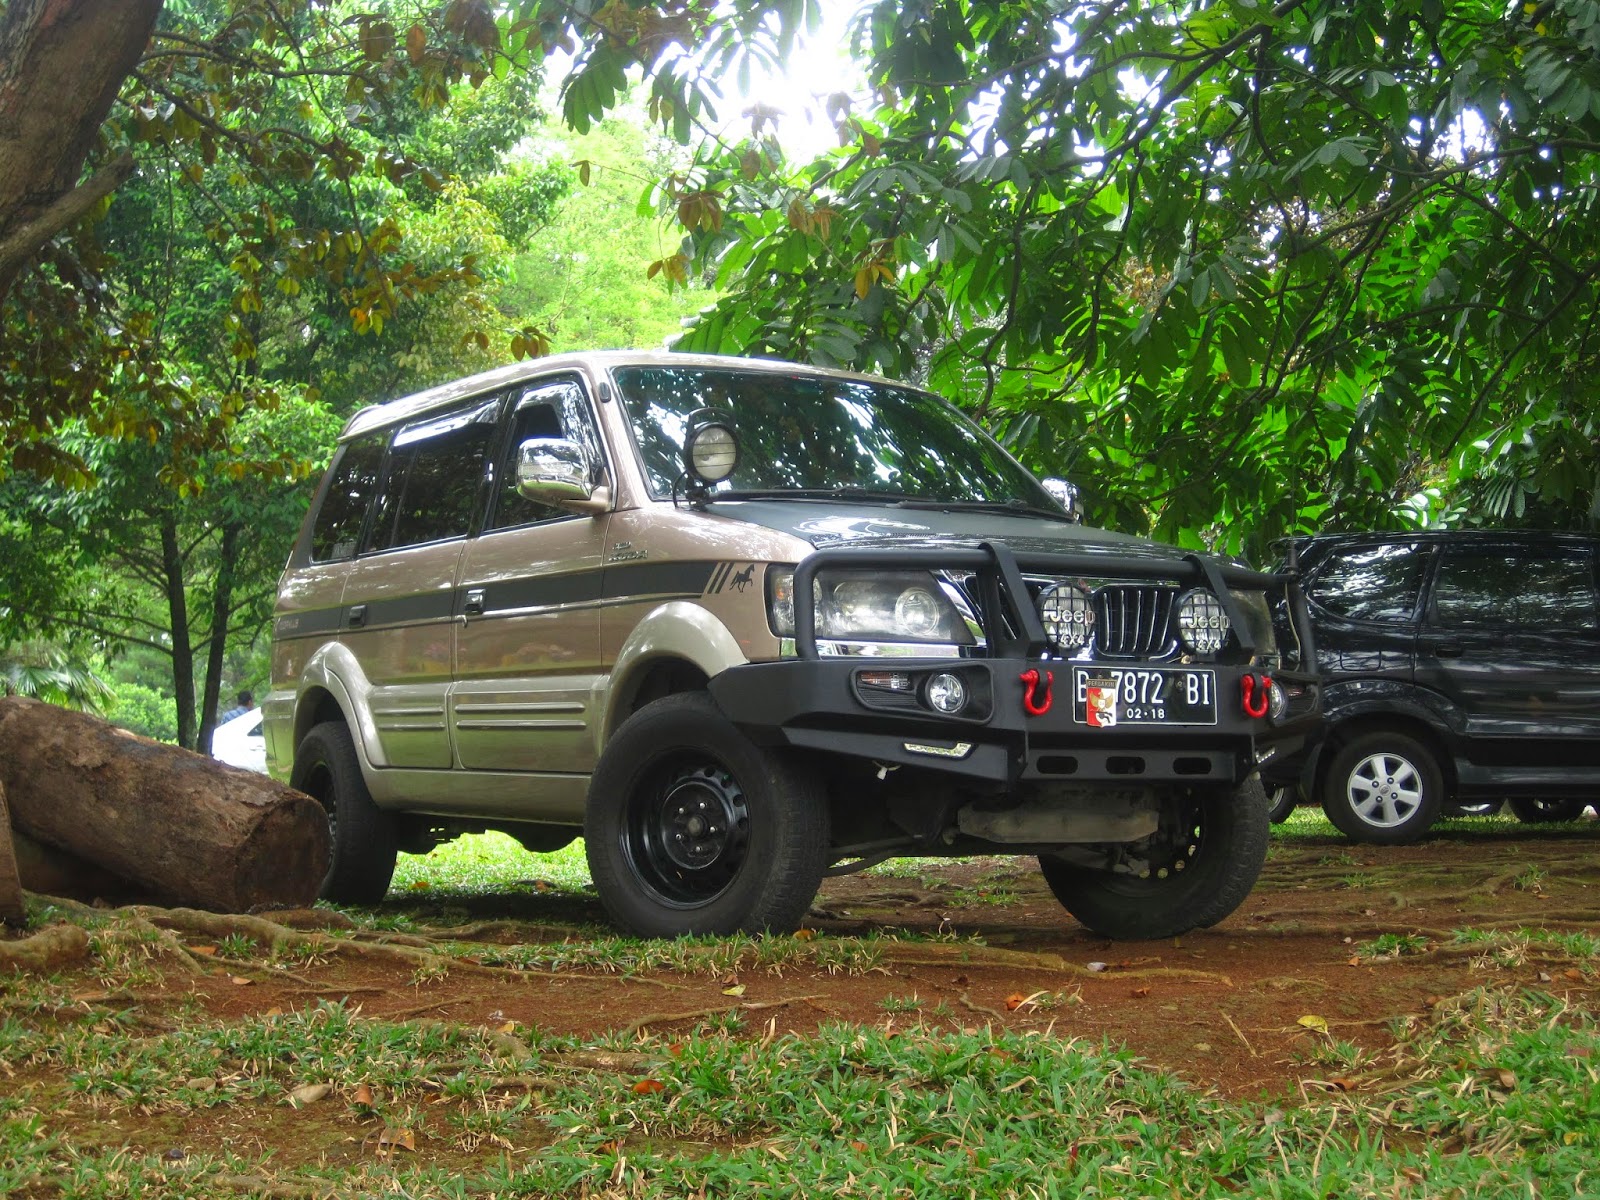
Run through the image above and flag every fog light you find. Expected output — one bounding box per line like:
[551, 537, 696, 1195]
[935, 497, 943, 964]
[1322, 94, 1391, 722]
[1269, 678, 1287, 720]
[925, 672, 968, 714]
[1177, 589, 1230, 654]
[1038, 584, 1094, 652]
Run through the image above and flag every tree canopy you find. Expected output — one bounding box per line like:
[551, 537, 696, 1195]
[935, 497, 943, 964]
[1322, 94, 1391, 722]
[654, 0, 1600, 551]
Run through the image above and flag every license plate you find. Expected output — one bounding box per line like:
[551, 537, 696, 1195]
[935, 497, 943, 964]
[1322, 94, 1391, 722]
[1071, 667, 1218, 727]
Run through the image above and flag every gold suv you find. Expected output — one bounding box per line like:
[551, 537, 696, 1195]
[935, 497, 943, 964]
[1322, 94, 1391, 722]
[268, 352, 1319, 938]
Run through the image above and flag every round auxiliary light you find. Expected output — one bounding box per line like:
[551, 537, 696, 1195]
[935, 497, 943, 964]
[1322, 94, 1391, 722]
[1268, 678, 1287, 720]
[925, 672, 968, 715]
[1038, 584, 1094, 652]
[894, 586, 945, 639]
[1177, 590, 1230, 655]
[686, 421, 739, 483]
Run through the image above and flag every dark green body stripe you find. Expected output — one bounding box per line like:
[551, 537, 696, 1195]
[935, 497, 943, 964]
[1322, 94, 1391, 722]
[274, 560, 725, 639]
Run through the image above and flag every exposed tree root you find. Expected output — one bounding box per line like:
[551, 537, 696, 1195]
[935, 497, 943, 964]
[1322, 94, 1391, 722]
[617, 994, 824, 1037]
[957, 991, 1008, 1022]
[0, 923, 89, 973]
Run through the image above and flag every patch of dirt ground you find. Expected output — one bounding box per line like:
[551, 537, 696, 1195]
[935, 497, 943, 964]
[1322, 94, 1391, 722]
[24, 822, 1599, 1109]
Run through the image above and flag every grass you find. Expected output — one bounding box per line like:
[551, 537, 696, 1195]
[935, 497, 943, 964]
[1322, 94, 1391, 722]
[3, 984, 1597, 1198]
[390, 832, 594, 897]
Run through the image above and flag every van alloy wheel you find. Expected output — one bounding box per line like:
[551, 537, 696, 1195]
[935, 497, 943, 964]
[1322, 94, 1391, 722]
[1321, 731, 1442, 845]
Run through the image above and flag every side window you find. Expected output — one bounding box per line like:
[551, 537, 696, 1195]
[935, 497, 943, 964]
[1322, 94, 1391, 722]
[486, 379, 604, 531]
[309, 433, 385, 562]
[1433, 549, 1598, 628]
[367, 396, 500, 553]
[1308, 543, 1426, 623]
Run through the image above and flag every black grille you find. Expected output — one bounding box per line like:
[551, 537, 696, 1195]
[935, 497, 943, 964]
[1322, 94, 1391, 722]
[1094, 585, 1178, 658]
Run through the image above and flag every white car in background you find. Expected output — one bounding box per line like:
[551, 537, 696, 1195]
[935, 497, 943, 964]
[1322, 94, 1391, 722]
[211, 708, 267, 773]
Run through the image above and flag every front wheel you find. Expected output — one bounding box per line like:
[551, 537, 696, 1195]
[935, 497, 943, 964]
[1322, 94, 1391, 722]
[585, 693, 829, 938]
[1038, 780, 1271, 940]
[290, 721, 398, 905]
[1321, 731, 1442, 845]
[1508, 797, 1587, 824]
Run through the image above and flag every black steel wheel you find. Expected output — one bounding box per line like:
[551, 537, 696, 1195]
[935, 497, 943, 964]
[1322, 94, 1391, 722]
[1320, 730, 1443, 845]
[1508, 797, 1588, 824]
[1037, 780, 1271, 940]
[290, 721, 398, 905]
[585, 693, 828, 937]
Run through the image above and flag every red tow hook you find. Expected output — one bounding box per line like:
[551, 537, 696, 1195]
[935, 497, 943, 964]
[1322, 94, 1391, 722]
[1020, 668, 1054, 716]
[1241, 672, 1272, 719]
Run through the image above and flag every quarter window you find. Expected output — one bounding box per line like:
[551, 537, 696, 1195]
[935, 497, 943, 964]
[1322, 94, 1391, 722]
[367, 397, 500, 552]
[1433, 550, 1598, 628]
[1308, 543, 1427, 623]
[309, 433, 385, 562]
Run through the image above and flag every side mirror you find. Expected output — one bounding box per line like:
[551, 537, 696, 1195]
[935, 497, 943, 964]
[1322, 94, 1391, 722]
[516, 438, 609, 513]
[1041, 477, 1082, 523]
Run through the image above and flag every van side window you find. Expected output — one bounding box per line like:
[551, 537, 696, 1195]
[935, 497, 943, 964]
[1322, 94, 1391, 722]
[486, 379, 603, 531]
[1434, 549, 1599, 628]
[1309, 543, 1425, 623]
[309, 433, 386, 562]
[367, 396, 501, 552]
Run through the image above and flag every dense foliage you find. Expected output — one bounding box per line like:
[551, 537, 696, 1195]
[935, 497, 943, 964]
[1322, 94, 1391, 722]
[653, 0, 1600, 552]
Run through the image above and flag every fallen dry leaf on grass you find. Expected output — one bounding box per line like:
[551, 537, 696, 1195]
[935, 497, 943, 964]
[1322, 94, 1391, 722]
[377, 1126, 415, 1153]
[1296, 1015, 1329, 1033]
[287, 1083, 331, 1108]
[631, 1079, 665, 1095]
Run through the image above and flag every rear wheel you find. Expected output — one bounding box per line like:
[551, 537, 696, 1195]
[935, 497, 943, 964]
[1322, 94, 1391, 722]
[1265, 784, 1297, 824]
[290, 721, 398, 905]
[1038, 780, 1271, 940]
[1321, 731, 1442, 844]
[585, 693, 829, 938]
[1508, 797, 1587, 824]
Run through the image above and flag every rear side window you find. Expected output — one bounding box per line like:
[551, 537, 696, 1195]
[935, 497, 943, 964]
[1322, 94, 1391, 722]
[309, 433, 385, 562]
[1308, 543, 1426, 623]
[367, 396, 501, 552]
[1433, 548, 1599, 628]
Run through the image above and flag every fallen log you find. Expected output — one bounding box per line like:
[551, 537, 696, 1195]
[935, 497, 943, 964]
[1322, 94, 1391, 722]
[0, 696, 329, 912]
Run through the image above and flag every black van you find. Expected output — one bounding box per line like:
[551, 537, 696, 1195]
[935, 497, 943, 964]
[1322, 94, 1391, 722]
[1267, 530, 1600, 843]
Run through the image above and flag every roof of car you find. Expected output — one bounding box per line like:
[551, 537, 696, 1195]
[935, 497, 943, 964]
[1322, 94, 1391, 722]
[1293, 529, 1600, 553]
[338, 351, 920, 442]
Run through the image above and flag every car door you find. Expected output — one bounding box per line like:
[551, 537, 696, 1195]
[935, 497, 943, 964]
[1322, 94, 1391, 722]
[337, 394, 501, 769]
[1418, 540, 1600, 772]
[1303, 539, 1428, 683]
[451, 375, 610, 778]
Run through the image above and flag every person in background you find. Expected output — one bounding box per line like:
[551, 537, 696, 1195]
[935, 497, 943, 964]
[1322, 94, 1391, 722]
[218, 689, 254, 723]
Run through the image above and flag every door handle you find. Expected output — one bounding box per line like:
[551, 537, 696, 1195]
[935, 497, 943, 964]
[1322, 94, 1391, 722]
[463, 588, 485, 617]
[347, 604, 367, 629]
[1425, 640, 1463, 658]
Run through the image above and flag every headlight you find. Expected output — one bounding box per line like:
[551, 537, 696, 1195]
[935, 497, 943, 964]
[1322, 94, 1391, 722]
[1176, 589, 1230, 654]
[767, 568, 974, 645]
[1038, 583, 1094, 652]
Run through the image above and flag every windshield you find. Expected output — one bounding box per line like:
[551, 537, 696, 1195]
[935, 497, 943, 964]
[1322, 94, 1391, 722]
[611, 365, 1057, 508]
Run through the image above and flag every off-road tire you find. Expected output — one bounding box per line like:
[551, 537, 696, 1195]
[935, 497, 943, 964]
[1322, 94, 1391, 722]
[290, 721, 398, 905]
[585, 693, 829, 938]
[1321, 731, 1442, 845]
[1508, 796, 1587, 824]
[1037, 779, 1271, 940]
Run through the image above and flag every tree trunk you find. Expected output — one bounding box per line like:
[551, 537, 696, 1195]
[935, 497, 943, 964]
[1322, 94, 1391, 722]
[0, 779, 23, 924]
[0, 696, 329, 912]
[197, 521, 240, 755]
[0, 0, 164, 300]
[161, 515, 199, 749]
